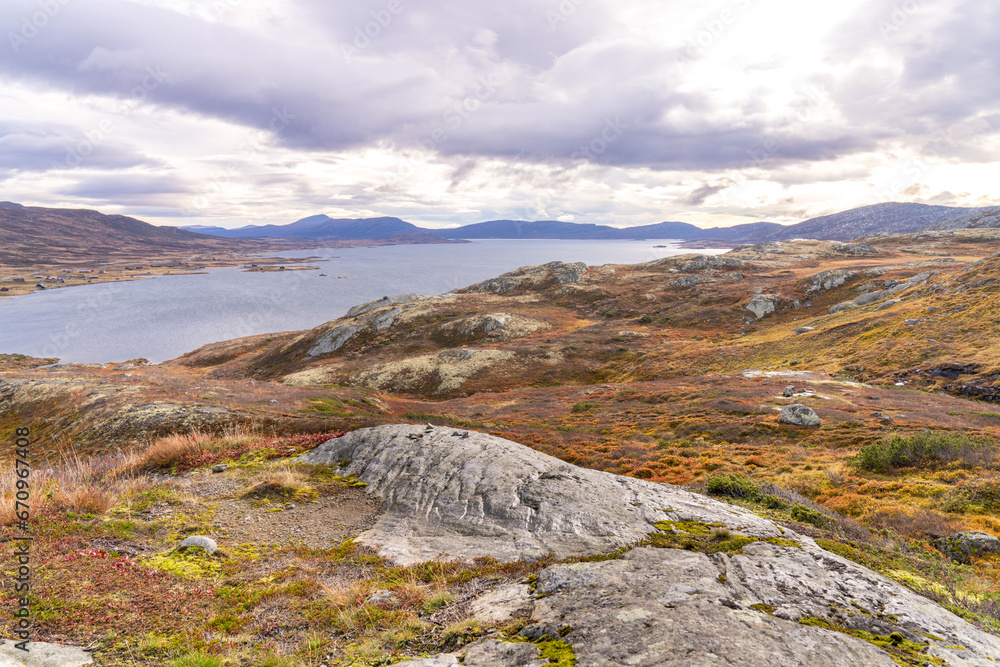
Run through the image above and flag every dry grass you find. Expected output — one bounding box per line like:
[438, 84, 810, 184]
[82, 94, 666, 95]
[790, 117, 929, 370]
[0, 446, 152, 524]
[242, 467, 314, 499]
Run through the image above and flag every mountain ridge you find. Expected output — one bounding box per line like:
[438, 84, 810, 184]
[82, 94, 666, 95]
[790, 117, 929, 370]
[180, 202, 994, 243]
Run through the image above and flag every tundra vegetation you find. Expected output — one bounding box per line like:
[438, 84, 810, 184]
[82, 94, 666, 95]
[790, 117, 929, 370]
[5, 229, 1000, 664]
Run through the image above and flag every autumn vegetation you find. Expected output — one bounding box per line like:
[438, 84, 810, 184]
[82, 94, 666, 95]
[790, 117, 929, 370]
[4, 229, 1000, 663]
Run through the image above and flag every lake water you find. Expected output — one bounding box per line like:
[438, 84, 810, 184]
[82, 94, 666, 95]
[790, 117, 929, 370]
[0, 240, 725, 364]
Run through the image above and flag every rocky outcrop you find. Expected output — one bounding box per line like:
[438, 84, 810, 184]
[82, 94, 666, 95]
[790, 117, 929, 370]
[669, 274, 712, 288]
[679, 255, 744, 271]
[308, 304, 408, 356]
[833, 242, 879, 256]
[935, 531, 1000, 563]
[294, 424, 784, 564]
[352, 349, 516, 395]
[805, 269, 856, 292]
[302, 425, 1000, 667]
[444, 313, 549, 342]
[345, 294, 429, 318]
[462, 262, 587, 294]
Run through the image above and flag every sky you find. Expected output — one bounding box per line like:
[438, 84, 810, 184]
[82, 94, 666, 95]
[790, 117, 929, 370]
[0, 0, 998, 230]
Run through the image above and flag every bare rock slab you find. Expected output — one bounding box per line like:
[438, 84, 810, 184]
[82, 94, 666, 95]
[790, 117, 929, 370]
[294, 424, 782, 565]
[297, 425, 1000, 666]
[0, 641, 93, 667]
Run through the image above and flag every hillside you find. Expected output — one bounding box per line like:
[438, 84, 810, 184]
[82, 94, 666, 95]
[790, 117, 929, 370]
[7, 229, 1000, 664]
[922, 207, 1000, 231]
[0, 202, 258, 267]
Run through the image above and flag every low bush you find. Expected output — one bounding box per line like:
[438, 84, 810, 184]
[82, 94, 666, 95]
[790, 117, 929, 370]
[706, 473, 760, 500]
[855, 431, 996, 473]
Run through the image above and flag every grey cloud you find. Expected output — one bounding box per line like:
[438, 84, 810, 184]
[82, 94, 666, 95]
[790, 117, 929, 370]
[0, 0, 881, 173]
[0, 122, 155, 172]
[59, 173, 193, 206]
[681, 181, 730, 206]
[824, 0, 1000, 155]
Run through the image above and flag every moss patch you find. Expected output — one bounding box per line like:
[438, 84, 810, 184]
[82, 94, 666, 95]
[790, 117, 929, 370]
[798, 617, 944, 666]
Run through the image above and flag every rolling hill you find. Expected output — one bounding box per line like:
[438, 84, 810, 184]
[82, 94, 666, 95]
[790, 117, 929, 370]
[0, 202, 256, 266]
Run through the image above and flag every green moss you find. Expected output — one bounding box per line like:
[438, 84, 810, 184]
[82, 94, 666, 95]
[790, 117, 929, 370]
[798, 617, 944, 666]
[143, 548, 222, 579]
[537, 639, 577, 666]
[649, 521, 798, 555]
[749, 604, 776, 614]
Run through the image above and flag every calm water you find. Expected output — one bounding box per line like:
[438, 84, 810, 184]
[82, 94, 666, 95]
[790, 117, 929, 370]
[0, 240, 724, 364]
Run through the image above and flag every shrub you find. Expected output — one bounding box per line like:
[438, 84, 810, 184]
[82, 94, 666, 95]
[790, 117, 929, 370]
[855, 431, 996, 473]
[790, 504, 827, 528]
[706, 473, 760, 500]
[571, 402, 602, 413]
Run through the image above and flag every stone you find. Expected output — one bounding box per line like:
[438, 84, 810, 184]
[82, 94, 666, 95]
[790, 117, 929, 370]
[853, 290, 886, 306]
[935, 531, 1000, 563]
[745, 295, 777, 319]
[829, 301, 856, 314]
[805, 269, 855, 292]
[875, 299, 901, 311]
[293, 425, 785, 565]
[782, 385, 795, 397]
[211, 464, 229, 474]
[178, 535, 217, 555]
[0, 640, 93, 666]
[794, 326, 816, 335]
[669, 275, 711, 288]
[780, 404, 821, 426]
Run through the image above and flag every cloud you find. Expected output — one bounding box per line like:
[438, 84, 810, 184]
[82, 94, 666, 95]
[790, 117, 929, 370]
[0, 122, 155, 173]
[681, 181, 730, 206]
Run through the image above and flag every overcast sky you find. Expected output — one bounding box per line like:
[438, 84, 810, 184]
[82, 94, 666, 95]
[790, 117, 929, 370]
[1, 0, 997, 229]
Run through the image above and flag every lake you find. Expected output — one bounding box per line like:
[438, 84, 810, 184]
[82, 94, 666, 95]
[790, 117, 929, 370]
[0, 240, 725, 364]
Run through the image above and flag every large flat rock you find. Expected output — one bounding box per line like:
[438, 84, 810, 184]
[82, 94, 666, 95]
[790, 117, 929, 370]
[298, 425, 1000, 666]
[294, 424, 783, 565]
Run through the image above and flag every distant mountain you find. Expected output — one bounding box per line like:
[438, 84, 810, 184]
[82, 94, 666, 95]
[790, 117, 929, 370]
[180, 202, 990, 246]
[775, 203, 979, 241]
[921, 207, 1000, 231]
[435, 220, 630, 239]
[182, 215, 424, 240]
[0, 203, 251, 266]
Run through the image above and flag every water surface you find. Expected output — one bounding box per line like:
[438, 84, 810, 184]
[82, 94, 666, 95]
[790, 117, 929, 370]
[0, 240, 724, 363]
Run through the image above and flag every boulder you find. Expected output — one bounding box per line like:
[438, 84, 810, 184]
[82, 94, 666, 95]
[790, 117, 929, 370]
[782, 385, 795, 397]
[179, 535, 217, 555]
[875, 299, 901, 311]
[794, 326, 816, 335]
[935, 531, 1000, 563]
[829, 301, 856, 314]
[853, 290, 886, 306]
[745, 295, 778, 319]
[780, 404, 821, 426]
